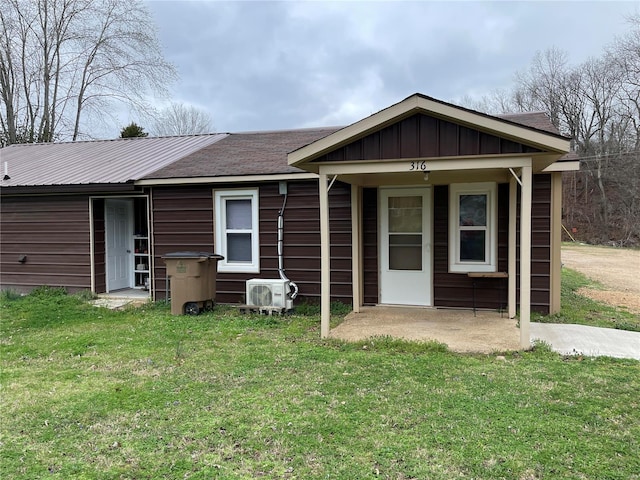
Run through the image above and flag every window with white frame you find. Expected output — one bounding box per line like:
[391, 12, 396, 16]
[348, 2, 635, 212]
[449, 182, 497, 273]
[214, 189, 260, 273]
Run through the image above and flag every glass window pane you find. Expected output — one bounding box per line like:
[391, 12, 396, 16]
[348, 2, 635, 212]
[226, 199, 252, 229]
[389, 234, 422, 270]
[227, 233, 252, 262]
[389, 246, 422, 270]
[460, 230, 485, 261]
[459, 194, 487, 227]
[389, 234, 422, 246]
[389, 196, 422, 233]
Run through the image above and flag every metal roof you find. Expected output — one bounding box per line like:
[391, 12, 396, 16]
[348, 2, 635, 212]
[0, 134, 227, 187]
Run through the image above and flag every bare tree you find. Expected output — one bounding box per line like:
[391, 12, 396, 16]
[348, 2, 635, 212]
[471, 17, 640, 245]
[610, 13, 640, 151]
[151, 102, 214, 136]
[512, 47, 571, 128]
[0, 0, 177, 146]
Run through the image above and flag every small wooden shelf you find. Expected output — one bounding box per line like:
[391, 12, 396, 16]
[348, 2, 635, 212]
[467, 272, 508, 278]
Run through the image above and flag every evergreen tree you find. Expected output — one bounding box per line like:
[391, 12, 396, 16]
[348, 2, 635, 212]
[120, 123, 148, 138]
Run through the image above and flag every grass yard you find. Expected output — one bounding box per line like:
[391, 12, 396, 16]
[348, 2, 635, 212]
[1, 287, 639, 479]
[533, 268, 640, 332]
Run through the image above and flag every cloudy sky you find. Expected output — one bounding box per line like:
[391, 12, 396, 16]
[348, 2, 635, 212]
[137, 1, 638, 135]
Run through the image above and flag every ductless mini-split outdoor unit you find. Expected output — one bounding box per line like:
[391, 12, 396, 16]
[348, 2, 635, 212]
[246, 278, 293, 311]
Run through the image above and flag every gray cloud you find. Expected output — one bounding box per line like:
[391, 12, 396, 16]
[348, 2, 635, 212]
[140, 0, 636, 135]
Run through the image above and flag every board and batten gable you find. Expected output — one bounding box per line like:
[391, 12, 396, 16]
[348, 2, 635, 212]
[312, 113, 544, 163]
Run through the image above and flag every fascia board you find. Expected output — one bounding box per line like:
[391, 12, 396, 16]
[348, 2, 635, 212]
[543, 161, 580, 172]
[135, 172, 318, 186]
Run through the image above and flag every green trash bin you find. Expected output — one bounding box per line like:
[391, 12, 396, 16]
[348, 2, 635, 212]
[162, 252, 224, 315]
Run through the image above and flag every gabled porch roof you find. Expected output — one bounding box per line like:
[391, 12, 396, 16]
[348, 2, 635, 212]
[288, 93, 573, 176]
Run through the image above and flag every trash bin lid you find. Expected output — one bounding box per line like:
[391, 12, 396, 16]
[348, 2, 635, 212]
[162, 251, 212, 258]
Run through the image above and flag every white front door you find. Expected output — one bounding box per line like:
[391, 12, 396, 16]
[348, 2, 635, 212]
[105, 199, 133, 292]
[380, 188, 431, 306]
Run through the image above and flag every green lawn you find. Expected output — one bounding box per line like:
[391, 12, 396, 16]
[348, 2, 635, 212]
[1, 287, 639, 479]
[533, 267, 640, 332]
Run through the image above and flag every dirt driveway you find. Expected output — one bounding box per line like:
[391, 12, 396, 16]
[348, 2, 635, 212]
[561, 244, 640, 314]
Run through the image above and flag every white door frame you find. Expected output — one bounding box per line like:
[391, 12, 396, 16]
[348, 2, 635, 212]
[105, 199, 134, 292]
[379, 187, 432, 306]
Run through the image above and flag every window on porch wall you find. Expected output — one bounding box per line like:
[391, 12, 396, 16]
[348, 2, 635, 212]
[449, 182, 497, 273]
[214, 189, 260, 273]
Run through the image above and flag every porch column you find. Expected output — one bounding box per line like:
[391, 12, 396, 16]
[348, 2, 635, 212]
[519, 165, 533, 349]
[549, 172, 563, 314]
[508, 176, 517, 319]
[319, 173, 331, 338]
[351, 184, 362, 313]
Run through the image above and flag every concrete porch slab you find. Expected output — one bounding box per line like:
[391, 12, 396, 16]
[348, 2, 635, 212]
[329, 306, 521, 353]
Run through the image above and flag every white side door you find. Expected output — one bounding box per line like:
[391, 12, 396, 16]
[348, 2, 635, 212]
[380, 188, 431, 306]
[105, 199, 133, 292]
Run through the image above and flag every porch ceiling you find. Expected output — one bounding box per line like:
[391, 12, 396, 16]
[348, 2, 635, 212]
[329, 306, 522, 353]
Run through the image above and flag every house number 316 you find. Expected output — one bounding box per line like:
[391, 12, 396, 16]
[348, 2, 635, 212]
[409, 161, 427, 171]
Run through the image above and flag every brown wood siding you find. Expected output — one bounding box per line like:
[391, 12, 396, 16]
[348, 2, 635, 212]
[362, 188, 379, 305]
[313, 113, 542, 162]
[432, 184, 510, 310]
[522, 174, 552, 314]
[151, 186, 216, 300]
[432, 178, 551, 313]
[0, 195, 92, 293]
[151, 180, 352, 305]
[511, 175, 552, 314]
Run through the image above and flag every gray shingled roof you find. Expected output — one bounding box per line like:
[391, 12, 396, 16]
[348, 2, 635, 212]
[0, 134, 226, 187]
[143, 127, 340, 179]
[497, 112, 561, 135]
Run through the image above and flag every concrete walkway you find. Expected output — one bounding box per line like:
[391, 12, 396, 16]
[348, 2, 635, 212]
[531, 323, 640, 360]
[91, 289, 150, 310]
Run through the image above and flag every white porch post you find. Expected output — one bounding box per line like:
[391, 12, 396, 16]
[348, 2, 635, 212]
[508, 176, 517, 319]
[549, 172, 563, 314]
[319, 173, 331, 338]
[520, 165, 533, 348]
[351, 184, 362, 313]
